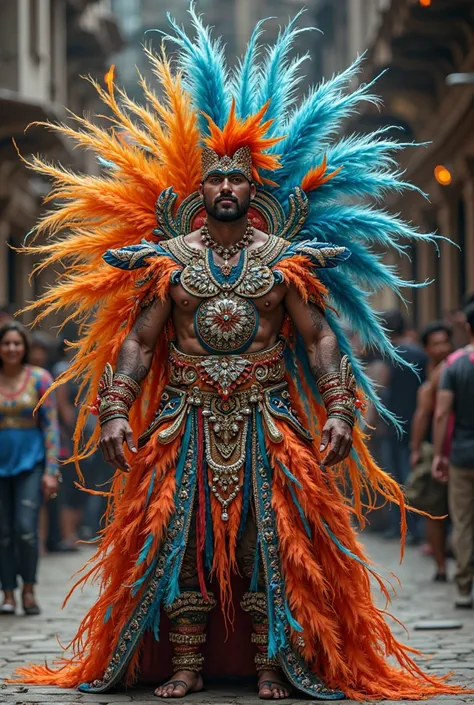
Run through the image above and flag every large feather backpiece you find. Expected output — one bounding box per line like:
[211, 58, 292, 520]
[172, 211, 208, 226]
[20, 5, 436, 444]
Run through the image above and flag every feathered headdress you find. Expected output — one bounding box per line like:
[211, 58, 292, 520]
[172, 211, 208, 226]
[20, 4, 436, 455]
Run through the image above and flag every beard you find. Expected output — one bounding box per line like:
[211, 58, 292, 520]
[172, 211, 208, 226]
[203, 192, 251, 222]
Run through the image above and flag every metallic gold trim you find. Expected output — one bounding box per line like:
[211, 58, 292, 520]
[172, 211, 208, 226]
[157, 406, 189, 444]
[261, 402, 284, 443]
[201, 146, 252, 182]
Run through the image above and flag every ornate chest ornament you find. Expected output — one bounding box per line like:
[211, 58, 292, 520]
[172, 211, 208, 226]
[162, 234, 287, 355]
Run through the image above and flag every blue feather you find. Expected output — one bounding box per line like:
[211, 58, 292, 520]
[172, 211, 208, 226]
[276, 459, 302, 489]
[283, 346, 312, 420]
[130, 559, 156, 596]
[145, 468, 156, 510]
[136, 532, 154, 567]
[270, 56, 378, 186]
[256, 11, 315, 130]
[284, 600, 303, 632]
[232, 18, 268, 118]
[323, 520, 382, 575]
[175, 414, 193, 486]
[297, 205, 437, 254]
[165, 545, 186, 605]
[299, 236, 427, 297]
[250, 535, 261, 592]
[97, 156, 119, 170]
[288, 482, 312, 539]
[158, 3, 230, 132]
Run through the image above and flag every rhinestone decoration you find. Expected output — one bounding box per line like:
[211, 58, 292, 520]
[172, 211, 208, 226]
[195, 294, 257, 353]
[199, 356, 251, 395]
[201, 220, 254, 276]
[201, 145, 253, 182]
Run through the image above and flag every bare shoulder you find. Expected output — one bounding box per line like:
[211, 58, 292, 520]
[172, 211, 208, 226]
[249, 228, 270, 248]
[183, 229, 203, 250]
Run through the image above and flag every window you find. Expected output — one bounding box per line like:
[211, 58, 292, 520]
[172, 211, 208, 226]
[29, 0, 40, 63]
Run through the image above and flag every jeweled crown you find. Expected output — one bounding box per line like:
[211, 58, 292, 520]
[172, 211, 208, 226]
[201, 146, 252, 182]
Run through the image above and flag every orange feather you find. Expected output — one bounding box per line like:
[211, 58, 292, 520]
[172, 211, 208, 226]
[202, 100, 284, 185]
[300, 155, 342, 193]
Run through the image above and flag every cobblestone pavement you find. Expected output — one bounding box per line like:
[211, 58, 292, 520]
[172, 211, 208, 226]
[1, 533, 474, 705]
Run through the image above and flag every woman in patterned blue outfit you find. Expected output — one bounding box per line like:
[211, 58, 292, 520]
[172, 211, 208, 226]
[0, 322, 60, 615]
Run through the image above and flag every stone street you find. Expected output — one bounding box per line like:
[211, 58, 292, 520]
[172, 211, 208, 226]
[1, 533, 474, 705]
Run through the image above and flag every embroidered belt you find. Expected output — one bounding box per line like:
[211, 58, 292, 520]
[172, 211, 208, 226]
[168, 337, 286, 399]
[139, 339, 311, 521]
[0, 417, 38, 430]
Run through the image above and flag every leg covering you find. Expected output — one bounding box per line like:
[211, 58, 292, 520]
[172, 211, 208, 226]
[165, 591, 216, 673]
[241, 592, 280, 673]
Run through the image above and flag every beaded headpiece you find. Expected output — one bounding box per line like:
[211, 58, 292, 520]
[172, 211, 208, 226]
[201, 146, 253, 182]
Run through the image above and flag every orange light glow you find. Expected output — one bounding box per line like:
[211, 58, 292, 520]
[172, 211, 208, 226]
[434, 165, 452, 186]
[419, 0, 432, 6]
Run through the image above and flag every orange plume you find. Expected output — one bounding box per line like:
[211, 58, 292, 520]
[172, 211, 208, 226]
[202, 100, 284, 186]
[300, 156, 342, 193]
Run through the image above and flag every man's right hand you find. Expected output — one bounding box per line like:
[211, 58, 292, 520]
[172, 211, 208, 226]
[99, 418, 137, 473]
[432, 455, 449, 484]
[410, 448, 421, 470]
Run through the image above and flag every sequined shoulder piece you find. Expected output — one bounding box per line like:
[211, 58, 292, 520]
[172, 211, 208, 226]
[159, 235, 199, 266]
[103, 240, 173, 270]
[275, 240, 351, 269]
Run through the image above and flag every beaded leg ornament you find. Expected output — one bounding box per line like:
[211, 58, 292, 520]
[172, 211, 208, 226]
[241, 592, 280, 673]
[165, 591, 216, 673]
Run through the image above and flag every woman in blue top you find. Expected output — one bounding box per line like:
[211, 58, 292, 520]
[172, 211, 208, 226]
[0, 322, 60, 615]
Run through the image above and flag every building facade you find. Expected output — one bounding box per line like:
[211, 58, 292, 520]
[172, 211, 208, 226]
[312, 0, 474, 325]
[0, 0, 122, 325]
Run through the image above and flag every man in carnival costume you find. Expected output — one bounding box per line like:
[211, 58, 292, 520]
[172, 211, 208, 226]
[15, 8, 468, 702]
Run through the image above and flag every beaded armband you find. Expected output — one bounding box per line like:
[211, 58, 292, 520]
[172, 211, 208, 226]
[316, 356, 359, 428]
[90, 363, 141, 427]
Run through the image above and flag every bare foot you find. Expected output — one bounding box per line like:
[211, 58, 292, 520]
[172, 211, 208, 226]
[154, 670, 203, 698]
[258, 669, 290, 700]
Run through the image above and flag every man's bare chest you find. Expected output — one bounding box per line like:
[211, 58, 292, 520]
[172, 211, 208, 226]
[163, 234, 288, 353]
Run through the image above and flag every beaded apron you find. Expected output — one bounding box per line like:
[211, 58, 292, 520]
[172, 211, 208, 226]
[80, 339, 342, 699]
[138, 339, 308, 522]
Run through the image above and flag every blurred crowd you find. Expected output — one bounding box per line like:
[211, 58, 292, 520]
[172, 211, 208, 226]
[359, 293, 474, 608]
[2, 294, 474, 614]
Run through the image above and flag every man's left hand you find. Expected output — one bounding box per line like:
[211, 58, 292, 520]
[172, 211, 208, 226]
[432, 455, 449, 484]
[320, 418, 353, 467]
[42, 474, 59, 501]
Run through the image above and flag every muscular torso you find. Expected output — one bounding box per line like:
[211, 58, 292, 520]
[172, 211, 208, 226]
[166, 229, 287, 355]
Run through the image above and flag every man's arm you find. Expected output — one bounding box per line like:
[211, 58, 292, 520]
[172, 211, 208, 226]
[100, 296, 172, 471]
[284, 285, 353, 467]
[410, 381, 435, 468]
[432, 388, 454, 482]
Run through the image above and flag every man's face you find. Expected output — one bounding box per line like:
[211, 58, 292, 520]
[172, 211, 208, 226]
[426, 330, 452, 366]
[199, 172, 256, 222]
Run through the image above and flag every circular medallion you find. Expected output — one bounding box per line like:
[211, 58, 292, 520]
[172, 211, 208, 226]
[195, 294, 258, 353]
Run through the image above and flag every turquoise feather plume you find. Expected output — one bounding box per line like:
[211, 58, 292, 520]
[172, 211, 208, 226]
[232, 18, 268, 118]
[159, 3, 230, 133]
[255, 11, 314, 132]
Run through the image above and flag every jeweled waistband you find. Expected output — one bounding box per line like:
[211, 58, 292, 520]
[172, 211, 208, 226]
[168, 338, 286, 398]
[0, 418, 38, 430]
